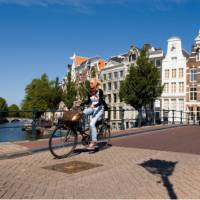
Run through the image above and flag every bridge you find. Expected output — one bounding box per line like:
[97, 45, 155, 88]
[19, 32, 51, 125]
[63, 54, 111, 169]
[6, 118, 32, 123]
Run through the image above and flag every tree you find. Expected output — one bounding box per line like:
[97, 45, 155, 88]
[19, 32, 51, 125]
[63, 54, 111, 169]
[91, 66, 96, 78]
[21, 74, 62, 111]
[119, 49, 163, 126]
[8, 104, 20, 117]
[78, 80, 90, 101]
[0, 97, 8, 118]
[63, 70, 77, 109]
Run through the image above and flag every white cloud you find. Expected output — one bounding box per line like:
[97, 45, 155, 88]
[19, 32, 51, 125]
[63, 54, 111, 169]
[0, 0, 128, 7]
[0, 0, 189, 13]
[0, 0, 130, 14]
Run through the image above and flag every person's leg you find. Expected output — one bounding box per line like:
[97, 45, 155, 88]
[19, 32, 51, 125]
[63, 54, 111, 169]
[82, 107, 93, 129]
[89, 108, 104, 145]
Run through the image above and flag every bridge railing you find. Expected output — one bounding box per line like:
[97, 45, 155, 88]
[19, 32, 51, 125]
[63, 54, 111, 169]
[0, 109, 199, 142]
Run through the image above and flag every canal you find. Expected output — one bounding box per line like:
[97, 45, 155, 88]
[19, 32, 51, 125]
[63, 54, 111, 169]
[0, 121, 42, 142]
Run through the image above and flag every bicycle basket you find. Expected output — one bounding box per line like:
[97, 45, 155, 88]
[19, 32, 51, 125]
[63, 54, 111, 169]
[62, 111, 82, 122]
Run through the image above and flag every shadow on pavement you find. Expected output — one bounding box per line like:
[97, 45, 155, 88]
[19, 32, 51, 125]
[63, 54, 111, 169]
[139, 159, 178, 199]
[72, 142, 112, 156]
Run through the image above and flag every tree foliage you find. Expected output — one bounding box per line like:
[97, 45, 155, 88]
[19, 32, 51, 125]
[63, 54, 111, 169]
[0, 97, 8, 118]
[91, 66, 96, 78]
[21, 74, 62, 111]
[0, 97, 8, 110]
[63, 70, 77, 109]
[78, 80, 90, 101]
[8, 104, 20, 117]
[119, 49, 163, 125]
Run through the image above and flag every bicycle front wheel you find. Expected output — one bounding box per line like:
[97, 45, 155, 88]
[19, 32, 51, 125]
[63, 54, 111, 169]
[49, 125, 77, 159]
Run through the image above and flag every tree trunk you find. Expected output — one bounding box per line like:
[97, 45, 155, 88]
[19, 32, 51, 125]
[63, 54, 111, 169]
[138, 108, 142, 127]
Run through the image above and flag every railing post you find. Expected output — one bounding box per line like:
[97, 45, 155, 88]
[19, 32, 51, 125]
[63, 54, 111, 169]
[121, 108, 125, 130]
[193, 114, 196, 125]
[153, 110, 156, 125]
[172, 110, 175, 124]
[180, 111, 183, 125]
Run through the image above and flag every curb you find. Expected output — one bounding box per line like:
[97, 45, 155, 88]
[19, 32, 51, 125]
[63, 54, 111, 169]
[0, 150, 32, 160]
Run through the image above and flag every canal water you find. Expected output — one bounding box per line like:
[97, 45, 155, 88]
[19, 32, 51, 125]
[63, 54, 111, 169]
[0, 121, 42, 142]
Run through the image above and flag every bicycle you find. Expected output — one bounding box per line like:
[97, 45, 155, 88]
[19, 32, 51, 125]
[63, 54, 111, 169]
[49, 107, 111, 159]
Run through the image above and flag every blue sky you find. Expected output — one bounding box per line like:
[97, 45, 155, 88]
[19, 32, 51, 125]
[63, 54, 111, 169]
[0, 0, 199, 107]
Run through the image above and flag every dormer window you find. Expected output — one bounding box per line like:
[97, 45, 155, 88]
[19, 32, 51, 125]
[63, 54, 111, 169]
[171, 57, 177, 65]
[129, 54, 136, 62]
[171, 46, 176, 52]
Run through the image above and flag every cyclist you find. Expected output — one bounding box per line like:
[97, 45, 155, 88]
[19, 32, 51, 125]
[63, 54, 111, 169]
[81, 78, 108, 150]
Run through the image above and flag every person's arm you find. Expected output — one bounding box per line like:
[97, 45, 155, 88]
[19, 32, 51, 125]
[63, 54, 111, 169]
[94, 89, 104, 107]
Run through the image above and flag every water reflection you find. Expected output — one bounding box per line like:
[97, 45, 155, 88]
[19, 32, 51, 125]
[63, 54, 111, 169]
[0, 121, 42, 142]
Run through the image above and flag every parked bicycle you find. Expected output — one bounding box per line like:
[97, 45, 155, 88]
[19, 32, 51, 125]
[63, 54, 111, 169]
[49, 107, 111, 159]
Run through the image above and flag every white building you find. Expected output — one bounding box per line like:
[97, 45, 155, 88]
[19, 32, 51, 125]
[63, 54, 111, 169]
[101, 44, 164, 129]
[161, 37, 189, 123]
[101, 45, 140, 129]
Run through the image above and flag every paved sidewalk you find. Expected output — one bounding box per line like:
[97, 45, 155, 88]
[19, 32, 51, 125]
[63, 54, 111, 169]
[0, 124, 181, 159]
[0, 125, 200, 198]
[1, 144, 200, 198]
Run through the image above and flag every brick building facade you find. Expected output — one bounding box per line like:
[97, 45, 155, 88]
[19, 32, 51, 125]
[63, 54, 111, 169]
[186, 31, 200, 122]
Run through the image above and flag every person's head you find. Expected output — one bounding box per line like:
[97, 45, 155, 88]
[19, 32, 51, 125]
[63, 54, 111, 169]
[90, 78, 98, 90]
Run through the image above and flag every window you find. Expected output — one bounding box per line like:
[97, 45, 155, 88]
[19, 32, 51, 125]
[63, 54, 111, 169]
[190, 68, 197, 81]
[171, 57, 177, 65]
[120, 71, 124, 78]
[190, 87, 197, 100]
[114, 82, 118, 90]
[189, 106, 194, 120]
[197, 107, 200, 120]
[171, 99, 176, 110]
[103, 74, 107, 81]
[179, 82, 184, 92]
[171, 82, 176, 93]
[113, 107, 116, 119]
[108, 94, 111, 103]
[130, 122, 134, 128]
[108, 73, 112, 80]
[164, 83, 169, 93]
[156, 59, 161, 67]
[165, 69, 169, 80]
[108, 82, 111, 90]
[196, 49, 200, 61]
[114, 72, 118, 79]
[164, 99, 169, 110]
[178, 68, 183, 78]
[172, 69, 176, 79]
[103, 83, 106, 91]
[129, 54, 136, 62]
[112, 122, 116, 129]
[113, 94, 117, 103]
[179, 99, 184, 111]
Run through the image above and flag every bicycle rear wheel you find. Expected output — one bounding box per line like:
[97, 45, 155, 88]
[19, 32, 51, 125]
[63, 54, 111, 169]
[97, 122, 111, 144]
[49, 125, 77, 159]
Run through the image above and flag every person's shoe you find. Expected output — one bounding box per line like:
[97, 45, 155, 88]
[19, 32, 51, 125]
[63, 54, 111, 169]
[87, 142, 97, 150]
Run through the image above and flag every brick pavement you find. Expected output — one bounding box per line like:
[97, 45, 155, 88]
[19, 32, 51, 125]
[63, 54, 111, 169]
[1, 143, 200, 198]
